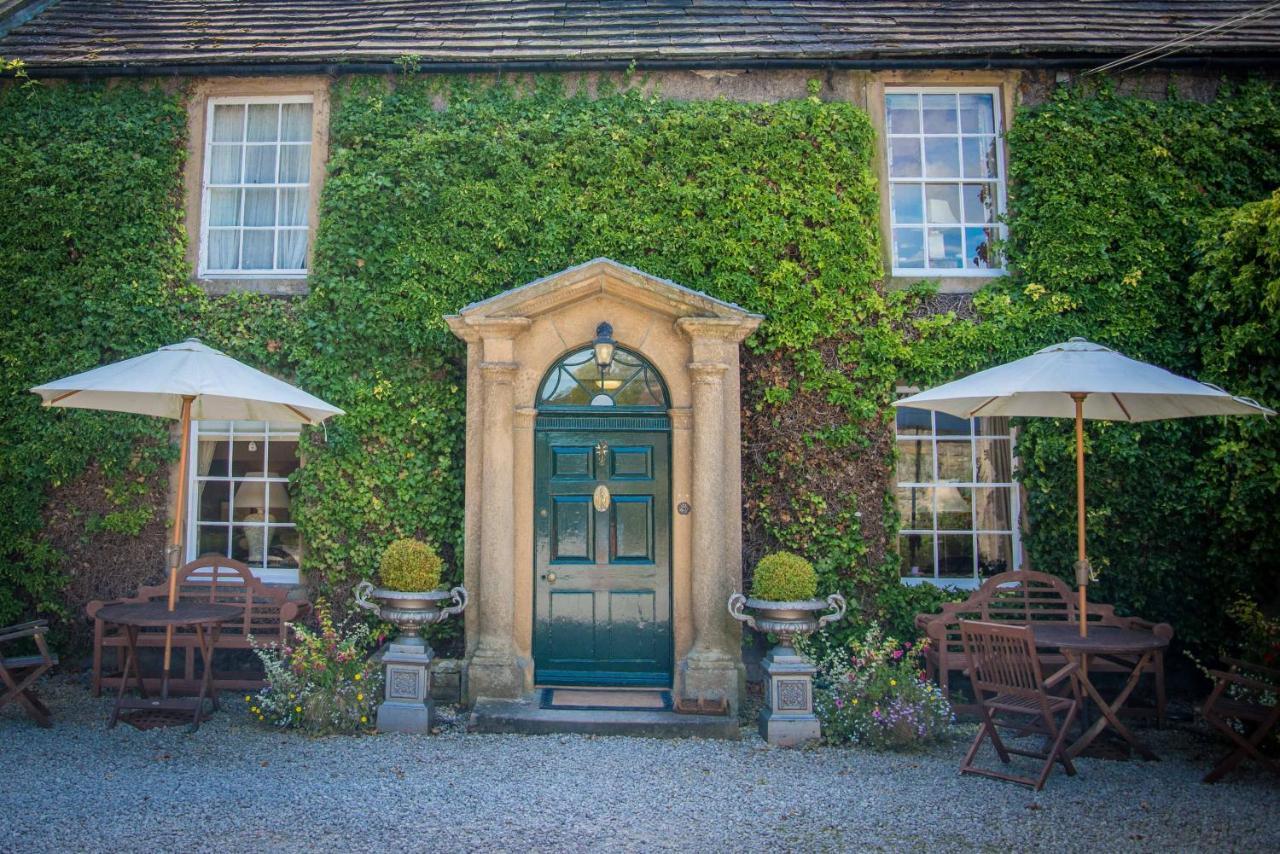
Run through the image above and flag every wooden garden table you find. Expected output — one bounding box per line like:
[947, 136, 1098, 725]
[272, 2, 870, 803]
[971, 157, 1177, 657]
[1032, 624, 1169, 761]
[97, 601, 242, 732]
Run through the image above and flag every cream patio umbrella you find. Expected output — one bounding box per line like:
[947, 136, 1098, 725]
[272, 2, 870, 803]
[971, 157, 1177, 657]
[895, 338, 1273, 636]
[31, 339, 343, 682]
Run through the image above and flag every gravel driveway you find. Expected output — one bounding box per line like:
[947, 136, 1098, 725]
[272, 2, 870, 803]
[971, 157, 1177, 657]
[1, 676, 1276, 852]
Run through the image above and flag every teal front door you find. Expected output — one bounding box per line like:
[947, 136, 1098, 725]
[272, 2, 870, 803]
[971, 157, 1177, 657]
[533, 422, 672, 686]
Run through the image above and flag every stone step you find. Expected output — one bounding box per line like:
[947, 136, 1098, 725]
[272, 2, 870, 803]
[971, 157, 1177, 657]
[469, 695, 741, 740]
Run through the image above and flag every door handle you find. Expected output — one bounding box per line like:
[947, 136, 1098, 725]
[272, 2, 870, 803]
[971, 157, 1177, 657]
[542, 571, 557, 584]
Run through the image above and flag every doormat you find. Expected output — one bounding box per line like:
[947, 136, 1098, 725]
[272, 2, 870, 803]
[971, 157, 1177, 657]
[120, 709, 205, 731]
[540, 688, 672, 712]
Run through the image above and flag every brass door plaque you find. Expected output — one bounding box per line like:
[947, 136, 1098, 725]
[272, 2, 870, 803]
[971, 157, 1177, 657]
[593, 484, 611, 512]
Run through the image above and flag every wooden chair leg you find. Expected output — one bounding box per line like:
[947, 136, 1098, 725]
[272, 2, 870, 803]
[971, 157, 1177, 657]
[92, 621, 103, 697]
[1203, 708, 1280, 783]
[1154, 650, 1167, 728]
[0, 665, 53, 727]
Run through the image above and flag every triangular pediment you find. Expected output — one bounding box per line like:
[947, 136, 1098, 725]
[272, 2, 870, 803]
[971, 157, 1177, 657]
[452, 258, 761, 322]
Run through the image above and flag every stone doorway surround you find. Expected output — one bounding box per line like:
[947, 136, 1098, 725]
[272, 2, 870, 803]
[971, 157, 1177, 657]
[444, 258, 762, 710]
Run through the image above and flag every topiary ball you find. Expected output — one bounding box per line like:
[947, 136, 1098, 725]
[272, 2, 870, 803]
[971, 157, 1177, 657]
[751, 551, 818, 602]
[378, 538, 444, 592]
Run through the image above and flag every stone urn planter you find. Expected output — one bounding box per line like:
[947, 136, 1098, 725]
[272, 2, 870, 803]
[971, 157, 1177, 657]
[354, 537, 467, 734]
[728, 592, 846, 746]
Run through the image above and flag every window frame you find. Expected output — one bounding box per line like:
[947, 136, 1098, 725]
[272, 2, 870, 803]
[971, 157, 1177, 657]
[883, 85, 1009, 279]
[185, 420, 302, 585]
[895, 405, 1022, 590]
[197, 94, 315, 281]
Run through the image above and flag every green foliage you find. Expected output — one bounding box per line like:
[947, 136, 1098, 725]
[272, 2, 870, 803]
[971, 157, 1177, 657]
[295, 75, 889, 603]
[0, 80, 196, 627]
[751, 551, 818, 601]
[908, 81, 1280, 650]
[378, 538, 444, 591]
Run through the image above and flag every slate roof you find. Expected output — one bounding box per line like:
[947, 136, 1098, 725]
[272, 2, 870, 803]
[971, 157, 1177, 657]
[2, 1, 1279, 73]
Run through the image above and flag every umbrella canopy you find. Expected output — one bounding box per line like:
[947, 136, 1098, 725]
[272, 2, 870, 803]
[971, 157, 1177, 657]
[898, 338, 1274, 422]
[31, 338, 342, 703]
[895, 338, 1273, 637]
[31, 339, 343, 424]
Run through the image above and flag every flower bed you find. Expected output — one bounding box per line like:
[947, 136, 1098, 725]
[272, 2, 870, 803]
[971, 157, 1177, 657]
[801, 626, 953, 750]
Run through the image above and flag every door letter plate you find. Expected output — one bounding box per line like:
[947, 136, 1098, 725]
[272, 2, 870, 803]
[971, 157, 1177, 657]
[593, 484, 611, 512]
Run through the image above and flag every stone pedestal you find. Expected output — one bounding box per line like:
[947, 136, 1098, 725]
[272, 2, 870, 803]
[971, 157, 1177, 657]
[375, 638, 435, 734]
[758, 644, 820, 747]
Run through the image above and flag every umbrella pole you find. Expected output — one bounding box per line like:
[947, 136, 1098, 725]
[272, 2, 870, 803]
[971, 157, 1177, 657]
[161, 395, 195, 699]
[1071, 393, 1089, 638]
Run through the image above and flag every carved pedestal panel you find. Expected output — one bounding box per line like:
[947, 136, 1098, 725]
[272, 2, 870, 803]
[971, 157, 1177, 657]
[375, 641, 435, 734]
[758, 645, 820, 747]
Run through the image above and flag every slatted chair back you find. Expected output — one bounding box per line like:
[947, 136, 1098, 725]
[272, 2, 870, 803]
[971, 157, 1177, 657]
[961, 620, 1049, 708]
[980, 570, 1077, 623]
[135, 556, 294, 642]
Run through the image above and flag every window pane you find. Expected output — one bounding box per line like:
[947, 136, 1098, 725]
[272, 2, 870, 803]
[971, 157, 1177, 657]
[274, 527, 302, 568]
[896, 438, 934, 484]
[935, 412, 971, 436]
[243, 189, 276, 227]
[891, 183, 923, 224]
[889, 137, 922, 177]
[938, 534, 974, 578]
[195, 479, 229, 524]
[962, 136, 999, 178]
[965, 227, 996, 269]
[975, 438, 1013, 482]
[886, 93, 919, 134]
[246, 103, 280, 142]
[197, 525, 229, 559]
[927, 227, 962, 268]
[208, 188, 242, 227]
[207, 230, 240, 270]
[958, 93, 995, 133]
[197, 433, 230, 476]
[977, 534, 1013, 577]
[280, 103, 313, 141]
[896, 486, 934, 530]
[896, 406, 932, 436]
[974, 486, 1012, 531]
[935, 485, 972, 530]
[925, 184, 961, 224]
[208, 145, 242, 184]
[962, 183, 996, 224]
[277, 230, 308, 270]
[924, 138, 960, 178]
[242, 230, 274, 269]
[278, 145, 311, 184]
[266, 438, 300, 477]
[893, 228, 925, 269]
[211, 104, 245, 142]
[936, 440, 973, 482]
[921, 94, 957, 133]
[899, 533, 934, 579]
[245, 146, 277, 184]
[278, 188, 308, 226]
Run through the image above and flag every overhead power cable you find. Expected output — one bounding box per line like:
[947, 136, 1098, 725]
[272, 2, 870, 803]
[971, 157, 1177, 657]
[1083, 0, 1280, 76]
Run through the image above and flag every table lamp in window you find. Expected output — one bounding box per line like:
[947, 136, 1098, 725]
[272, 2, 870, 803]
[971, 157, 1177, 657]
[234, 473, 290, 563]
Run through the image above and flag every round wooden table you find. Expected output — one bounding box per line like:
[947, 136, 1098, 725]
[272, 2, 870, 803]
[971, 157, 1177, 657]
[1032, 624, 1169, 760]
[96, 601, 243, 732]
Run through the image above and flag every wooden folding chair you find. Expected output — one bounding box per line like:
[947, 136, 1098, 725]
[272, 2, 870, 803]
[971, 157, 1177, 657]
[960, 620, 1081, 791]
[0, 619, 58, 727]
[1200, 658, 1280, 784]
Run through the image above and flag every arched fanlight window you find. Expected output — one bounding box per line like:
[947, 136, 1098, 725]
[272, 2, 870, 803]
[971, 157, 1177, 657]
[537, 346, 668, 410]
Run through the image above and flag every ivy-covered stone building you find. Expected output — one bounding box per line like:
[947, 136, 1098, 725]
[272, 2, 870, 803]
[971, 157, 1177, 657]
[2, 2, 1278, 713]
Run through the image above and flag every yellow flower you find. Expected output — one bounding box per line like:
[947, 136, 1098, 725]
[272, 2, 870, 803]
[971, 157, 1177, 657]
[258, 715, 264, 721]
[357, 693, 364, 702]
[289, 693, 296, 700]
[244, 695, 251, 702]
[889, 679, 897, 687]
[294, 706, 302, 713]
[354, 673, 362, 681]
[852, 698, 858, 705]
[360, 715, 368, 723]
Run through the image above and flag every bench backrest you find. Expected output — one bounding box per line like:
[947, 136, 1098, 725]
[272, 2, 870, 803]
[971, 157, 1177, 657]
[925, 570, 1077, 658]
[131, 556, 295, 641]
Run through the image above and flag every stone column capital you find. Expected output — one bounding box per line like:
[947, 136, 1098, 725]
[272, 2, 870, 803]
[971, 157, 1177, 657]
[446, 314, 532, 345]
[688, 361, 729, 385]
[479, 361, 519, 382]
[675, 315, 762, 345]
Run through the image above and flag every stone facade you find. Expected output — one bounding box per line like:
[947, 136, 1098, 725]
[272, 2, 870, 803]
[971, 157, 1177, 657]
[446, 259, 761, 708]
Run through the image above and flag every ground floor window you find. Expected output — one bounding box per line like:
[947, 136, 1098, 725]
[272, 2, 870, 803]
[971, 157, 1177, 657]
[895, 405, 1020, 587]
[186, 420, 301, 584]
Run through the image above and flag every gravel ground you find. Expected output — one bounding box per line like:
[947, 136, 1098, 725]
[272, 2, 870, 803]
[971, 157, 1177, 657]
[1, 675, 1276, 853]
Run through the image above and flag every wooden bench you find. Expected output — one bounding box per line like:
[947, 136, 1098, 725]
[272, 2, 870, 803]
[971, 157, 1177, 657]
[914, 570, 1172, 721]
[87, 556, 309, 696]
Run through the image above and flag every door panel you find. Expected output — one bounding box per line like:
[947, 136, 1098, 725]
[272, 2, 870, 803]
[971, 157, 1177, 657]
[534, 424, 671, 686]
